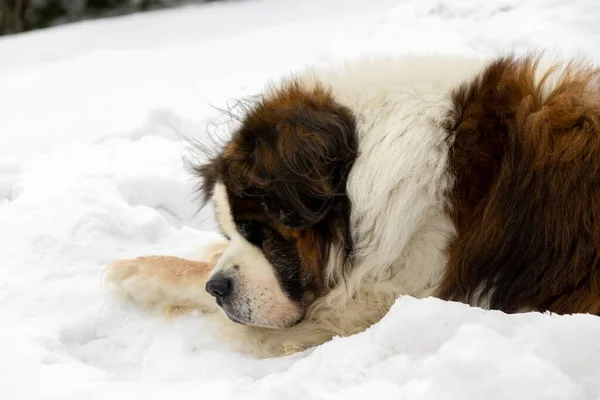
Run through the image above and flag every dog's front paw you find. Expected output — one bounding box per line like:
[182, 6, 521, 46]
[104, 256, 218, 313]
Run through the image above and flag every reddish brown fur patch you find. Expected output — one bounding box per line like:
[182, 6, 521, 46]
[440, 55, 600, 314]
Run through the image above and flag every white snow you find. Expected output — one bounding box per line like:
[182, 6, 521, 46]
[2, 0, 600, 398]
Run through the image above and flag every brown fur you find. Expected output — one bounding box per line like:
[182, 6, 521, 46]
[199, 81, 357, 228]
[440, 55, 600, 314]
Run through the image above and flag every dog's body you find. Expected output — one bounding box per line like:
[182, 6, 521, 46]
[106, 53, 600, 357]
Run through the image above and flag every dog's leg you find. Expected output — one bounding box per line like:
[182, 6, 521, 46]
[104, 256, 217, 314]
[104, 242, 227, 315]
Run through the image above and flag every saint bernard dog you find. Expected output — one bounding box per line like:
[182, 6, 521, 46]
[105, 53, 600, 357]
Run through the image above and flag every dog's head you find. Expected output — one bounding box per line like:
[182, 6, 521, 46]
[194, 80, 358, 328]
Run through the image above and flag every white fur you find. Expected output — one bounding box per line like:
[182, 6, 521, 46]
[317, 56, 483, 296]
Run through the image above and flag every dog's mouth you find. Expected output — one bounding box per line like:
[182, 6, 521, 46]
[215, 295, 305, 329]
[223, 311, 245, 325]
[216, 296, 251, 325]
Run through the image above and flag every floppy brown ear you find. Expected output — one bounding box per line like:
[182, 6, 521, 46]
[199, 83, 359, 229]
[258, 100, 358, 229]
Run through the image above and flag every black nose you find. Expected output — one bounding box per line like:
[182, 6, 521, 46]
[205, 277, 232, 298]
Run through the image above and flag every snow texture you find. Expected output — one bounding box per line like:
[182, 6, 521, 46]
[2, 0, 600, 398]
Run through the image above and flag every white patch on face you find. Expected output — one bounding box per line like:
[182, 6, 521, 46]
[208, 182, 303, 328]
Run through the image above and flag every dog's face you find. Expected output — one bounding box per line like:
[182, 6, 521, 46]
[195, 81, 358, 328]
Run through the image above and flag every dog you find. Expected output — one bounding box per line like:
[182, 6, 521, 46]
[105, 53, 600, 357]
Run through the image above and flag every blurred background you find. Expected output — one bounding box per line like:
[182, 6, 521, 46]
[0, 0, 224, 35]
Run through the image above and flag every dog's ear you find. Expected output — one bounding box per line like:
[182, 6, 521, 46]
[218, 84, 358, 229]
[258, 101, 357, 229]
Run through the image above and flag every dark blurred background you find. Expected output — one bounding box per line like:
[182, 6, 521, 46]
[0, 0, 227, 36]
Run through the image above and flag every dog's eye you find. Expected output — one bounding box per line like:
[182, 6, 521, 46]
[236, 219, 264, 247]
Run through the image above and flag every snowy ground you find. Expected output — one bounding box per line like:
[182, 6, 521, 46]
[2, 0, 600, 398]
